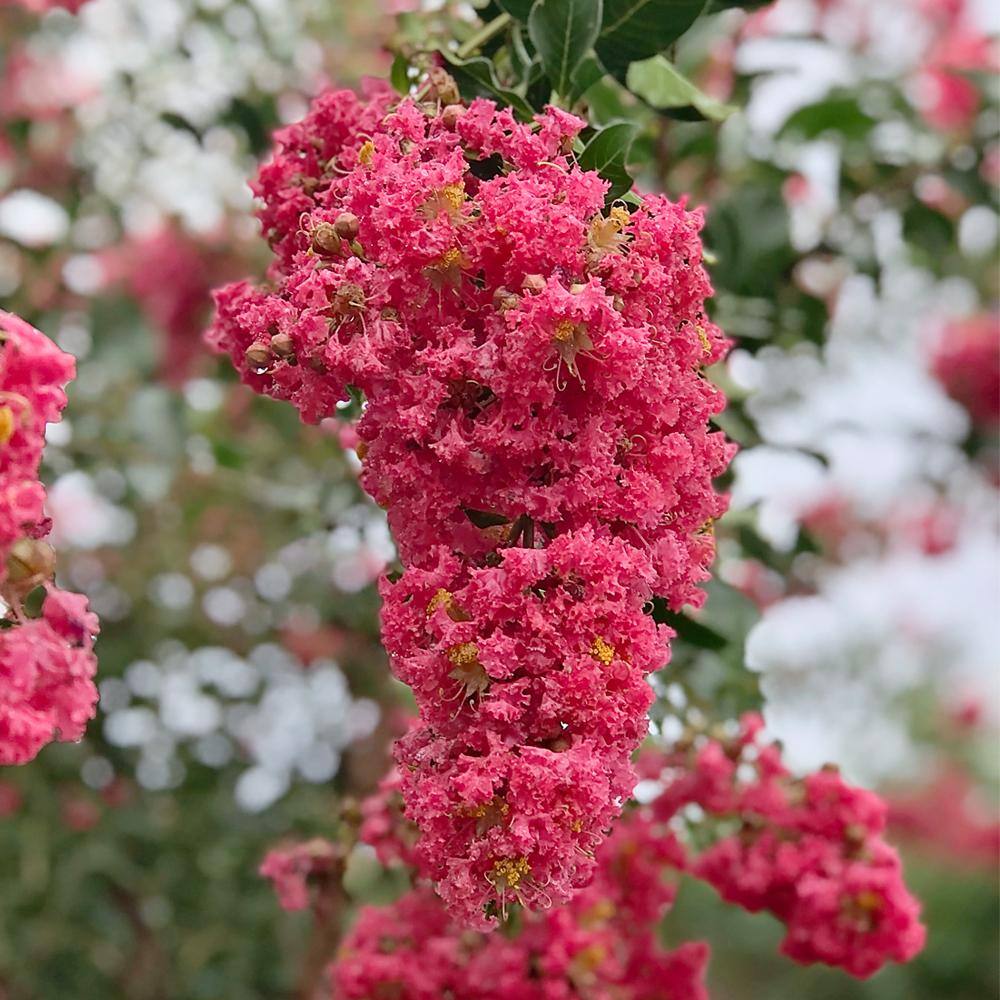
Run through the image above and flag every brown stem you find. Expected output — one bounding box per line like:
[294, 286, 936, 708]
[296, 873, 347, 1000]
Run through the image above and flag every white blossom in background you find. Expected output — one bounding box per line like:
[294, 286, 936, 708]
[719, 0, 999, 783]
[28, 0, 331, 232]
[101, 642, 380, 811]
[745, 514, 1000, 784]
[730, 254, 998, 784]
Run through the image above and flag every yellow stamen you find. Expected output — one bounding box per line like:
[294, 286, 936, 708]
[421, 184, 467, 220]
[0, 407, 14, 447]
[491, 856, 530, 889]
[427, 589, 453, 616]
[435, 247, 464, 270]
[553, 318, 576, 343]
[571, 943, 607, 974]
[447, 642, 480, 670]
[590, 636, 615, 666]
[856, 890, 884, 913]
[696, 324, 712, 357]
[358, 140, 375, 166]
[610, 205, 630, 228]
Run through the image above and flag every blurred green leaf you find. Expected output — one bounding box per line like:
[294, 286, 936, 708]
[627, 54, 735, 121]
[705, 184, 795, 297]
[705, 0, 774, 9]
[497, 0, 535, 18]
[780, 95, 877, 140]
[390, 53, 410, 95]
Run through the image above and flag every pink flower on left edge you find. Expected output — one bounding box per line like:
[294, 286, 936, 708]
[0, 311, 99, 766]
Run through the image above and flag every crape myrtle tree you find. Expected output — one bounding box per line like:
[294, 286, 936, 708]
[6, 0, 994, 996]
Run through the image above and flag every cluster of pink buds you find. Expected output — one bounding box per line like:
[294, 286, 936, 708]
[640, 714, 927, 979]
[209, 81, 732, 926]
[0, 311, 99, 766]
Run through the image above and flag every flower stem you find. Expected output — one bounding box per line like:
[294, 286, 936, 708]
[456, 12, 512, 60]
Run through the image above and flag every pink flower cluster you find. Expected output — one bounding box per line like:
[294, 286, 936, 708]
[2, 0, 89, 12]
[889, 764, 1000, 869]
[208, 83, 731, 926]
[260, 838, 343, 912]
[332, 809, 707, 1000]
[102, 227, 241, 386]
[930, 312, 1000, 430]
[0, 311, 98, 766]
[641, 714, 927, 979]
[913, 0, 997, 132]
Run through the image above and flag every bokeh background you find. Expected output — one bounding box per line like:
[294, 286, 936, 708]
[0, 1, 996, 997]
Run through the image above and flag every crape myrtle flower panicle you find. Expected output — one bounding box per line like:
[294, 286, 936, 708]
[644, 714, 927, 979]
[208, 86, 733, 926]
[0, 312, 99, 766]
[331, 806, 709, 1000]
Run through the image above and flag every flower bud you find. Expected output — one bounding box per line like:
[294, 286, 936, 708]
[493, 287, 518, 312]
[334, 212, 360, 240]
[332, 283, 366, 315]
[5, 537, 56, 587]
[244, 341, 273, 372]
[310, 222, 342, 256]
[521, 274, 545, 295]
[427, 67, 461, 106]
[441, 105, 466, 131]
[270, 332, 295, 359]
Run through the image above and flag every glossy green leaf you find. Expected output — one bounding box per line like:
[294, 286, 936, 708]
[626, 55, 735, 121]
[497, 0, 535, 18]
[578, 120, 637, 200]
[595, 0, 707, 81]
[527, 0, 603, 99]
[390, 53, 410, 95]
[439, 52, 536, 120]
[569, 53, 606, 101]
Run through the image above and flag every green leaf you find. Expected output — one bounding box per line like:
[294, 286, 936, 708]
[569, 53, 606, 101]
[390, 53, 410, 95]
[595, 0, 707, 81]
[463, 508, 511, 529]
[497, 0, 535, 18]
[779, 95, 876, 140]
[528, 0, 603, 100]
[439, 52, 536, 120]
[578, 120, 636, 199]
[526, 60, 553, 110]
[626, 55, 735, 121]
[706, 0, 772, 10]
[651, 598, 728, 650]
